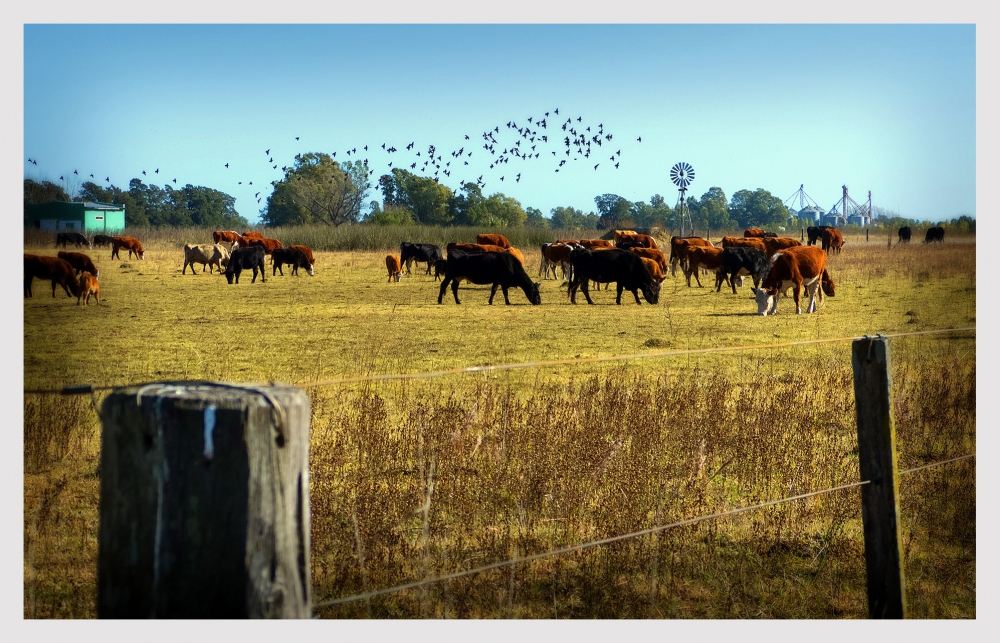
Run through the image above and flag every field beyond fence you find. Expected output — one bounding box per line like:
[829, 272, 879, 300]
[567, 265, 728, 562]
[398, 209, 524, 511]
[23, 228, 975, 618]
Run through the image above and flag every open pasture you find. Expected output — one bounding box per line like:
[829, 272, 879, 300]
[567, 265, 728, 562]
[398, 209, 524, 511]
[23, 231, 975, 618]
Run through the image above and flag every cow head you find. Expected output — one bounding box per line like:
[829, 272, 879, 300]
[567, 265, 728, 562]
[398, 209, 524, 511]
[641, 280, 660, 305]
[306, 263, 315, 277]
[394, 272, 402, 282]
[755, 287, 778, 316]
[822, 274, 836, 297]
[528, 282, 541, 305]
[225, 267, 235, 284]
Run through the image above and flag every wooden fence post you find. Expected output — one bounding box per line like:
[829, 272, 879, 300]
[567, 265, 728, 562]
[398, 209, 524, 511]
[97, 382, 312, 618]
[852, 337, 906, 618]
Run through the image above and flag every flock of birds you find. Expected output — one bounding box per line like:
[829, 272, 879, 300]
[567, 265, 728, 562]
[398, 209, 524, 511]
[27, 107, 642, 208]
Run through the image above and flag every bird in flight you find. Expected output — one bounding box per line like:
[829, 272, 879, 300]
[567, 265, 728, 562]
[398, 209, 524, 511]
[594, 164, 599, 170]
[173, 178, 177, 183]
[105, 177, 109, 182]
[73, 169, 78, 175]
[295, 136, 299, 140]
[59, 175, 64, 180]
[90, 174, 94, 178]
[225, 163, 229, 168]
[636, 137, 641, 142]
[155, 168, 159, 174]
[142, 170, 146, 175]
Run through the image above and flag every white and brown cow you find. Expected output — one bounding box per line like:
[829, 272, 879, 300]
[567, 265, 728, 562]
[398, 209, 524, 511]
[182, 243, 231, 275]
[755, 245, 836, 315]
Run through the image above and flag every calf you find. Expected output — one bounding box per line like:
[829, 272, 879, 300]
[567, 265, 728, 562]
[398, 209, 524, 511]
[925, 226, 945, 243]
[476, 233, 511, 248]
[182, 243, 231, 274]
[821, 228, 844, 255]
[400, 242, 442, 275]
[755, 246, 836, 315]
[111, 236, 145, 260]
[806, 225, 831, 246]
[761, 236, 802, 257]
[271, 247, 314, 276]
[57, 251, 100, 278]
[683, 246, 727, 288]
[92, 234, 114, 248]
[718, 247, 770, 295]
[73, 273, 100, 306]
[386, 254, 403, 282]
[897, 226, 912, 244]
[438, 251, 541, 305]
[24, 254, 79, 298]
[224, 246, 267, 284]
[56, 231, 90, 248]
[569, 248, 660, 305]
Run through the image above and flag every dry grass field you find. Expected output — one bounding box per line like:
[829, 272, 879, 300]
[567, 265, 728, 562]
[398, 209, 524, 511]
[23, 229, 975, 618]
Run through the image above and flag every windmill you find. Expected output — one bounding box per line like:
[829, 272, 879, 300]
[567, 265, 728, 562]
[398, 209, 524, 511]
[670, 162, 695, 236]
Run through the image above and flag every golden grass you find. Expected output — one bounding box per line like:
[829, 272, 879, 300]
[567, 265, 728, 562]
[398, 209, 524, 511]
[23, 231, 975, 618]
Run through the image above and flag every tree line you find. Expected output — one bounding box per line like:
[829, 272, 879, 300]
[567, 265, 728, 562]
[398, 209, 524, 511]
[25, 154, 973, 232]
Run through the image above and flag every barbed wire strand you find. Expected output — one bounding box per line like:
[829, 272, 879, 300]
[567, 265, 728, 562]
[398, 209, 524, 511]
[313, 452, 975, 610]
[23, 326, 975, 396]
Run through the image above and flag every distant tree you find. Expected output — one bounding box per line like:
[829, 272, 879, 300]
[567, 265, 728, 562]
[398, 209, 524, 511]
[728, 188, 790, 228]
[449, 182, 485, 226]
[74, 179, 246, 228]
[364, 205, 415, 225]
[594, 193, 634, 229]
[397, 170, 454, 225]
[263, 153, 370, 227]
[697, 186, 731, 230]
[525, 207, 549, 228]
[948, 214, 975, 233]
[550, 206, 585, 230]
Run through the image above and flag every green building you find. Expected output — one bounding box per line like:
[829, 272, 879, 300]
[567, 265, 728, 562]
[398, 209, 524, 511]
[27, 201, 126, 233]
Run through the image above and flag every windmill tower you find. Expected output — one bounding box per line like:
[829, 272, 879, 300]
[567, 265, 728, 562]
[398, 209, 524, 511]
[670, 162, 695, 236]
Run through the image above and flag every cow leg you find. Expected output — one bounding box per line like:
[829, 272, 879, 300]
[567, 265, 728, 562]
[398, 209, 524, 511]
[438, 278, 451, 304]
[616, 283, 624, 305]
[502, 285, 512, 305]
[631, 288, 642, 305]
[794, 283, 802, 314]
[581, 280, 595, 305]
[693, 265, 704, 287]
[425, 261, 432, 275]
[488, 284, 499, 305]
[451, 279, 461, 304]
[24, 275, 32, 298]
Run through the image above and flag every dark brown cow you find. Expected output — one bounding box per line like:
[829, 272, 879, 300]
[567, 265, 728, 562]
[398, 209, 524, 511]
[541, 243, 574, 279]
[24, 254, 79, 298]
[476, 233, 511, 248]
[247, 237, 283, 257]
[744, 228, 767, 238]
[57, 251, 100, 278]
[111, 236, 145, 260]
[683, 246, 727, 288]
[213, 230, 242, 245]
[821, 228, 844, 255]
[669, 237, 713, 276]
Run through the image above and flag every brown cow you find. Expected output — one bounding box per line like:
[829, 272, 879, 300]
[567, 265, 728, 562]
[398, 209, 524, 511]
[633, 234, 659, 250]
[669, 237, 713, 276]
[476, 233, 511, 248]
[541, 243, 574, 280]
[57, 251, 99, 278]
[627, 247, 668, 273]
[111, 236, 145, 260]
[386, 254, 403, 282]
[683, 246, 727, 288]
[24, 254, 79, 298]
[578, 238, 614, 250]
[289, 245, 315, 267]
[241, 231, 265, 241]
[447, 242, 524, 265]
[613, 230, 638, 245]
[247, 237, 283, 258]
[761, 236, 803, 257]
[821, 228, 844, 255]
[213, 230, 242, 245]
[639, 257, 666, 283]
[755, 246, 836, 315]
[73, 273, 100, 305]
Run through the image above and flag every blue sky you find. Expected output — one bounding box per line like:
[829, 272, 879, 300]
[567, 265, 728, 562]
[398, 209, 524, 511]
[23, 24, 975, 224]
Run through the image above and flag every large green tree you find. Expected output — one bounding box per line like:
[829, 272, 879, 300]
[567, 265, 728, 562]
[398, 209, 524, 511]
[728, 188, 790, 228]
[264, 153, 370, 227]
[550, 206, 598, 230]
[594, 193, 634, 229]
[525, 207, 549, 228]
[695, 186, 731, 230]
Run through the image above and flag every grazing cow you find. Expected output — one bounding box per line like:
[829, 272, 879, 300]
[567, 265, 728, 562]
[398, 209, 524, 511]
[182, 243, 231, 274]
[57, 251, 100, 278]
[433, 259, 448, 281]
[577, 238, 615, 250]
[438, 251, 541, 305]
[224, 246, 267, 284]
[541, 242, 574, 280]
[271, 247, 314, 276]
[24, 254, 78, 298]
[613, 230, 638, 245]
[247, 237, 283, 257]
[92, 234, 114, 248]
[669, 237, 714, 276]
[569, 248, 660, 305]
[761, 236, 803, 257]
[721, 236, 767, 251]
[400, 242, 442, 275]
[718, 247, 770, 295]
[386, 254, 403, 282]
[111, 236, 145, 260]
[56, 231, 90, 248]
[639, 257, 666, 283]
[821, 228, 845, 255]
[289, 245, 315, 269]
[755, 246, 836, 316]
[925, 226, 945, 243]
[627, 247, 669, 274]
[73, 273, 100, 306]
[476, 233, 511, 248]
[683, 246, 728, 288]
[806, 225, 831, 246]
[213, 230, 242, 245]
[897, 226, 912, 244]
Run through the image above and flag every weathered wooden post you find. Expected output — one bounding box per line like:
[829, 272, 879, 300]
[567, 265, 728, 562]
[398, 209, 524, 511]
[852, 337, 906, 618]
[801, 227, 805, 241]
[97, 382, 312, 618]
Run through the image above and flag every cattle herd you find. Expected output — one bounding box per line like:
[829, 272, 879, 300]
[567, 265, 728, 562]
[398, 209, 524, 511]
[26, 224, 948, 315]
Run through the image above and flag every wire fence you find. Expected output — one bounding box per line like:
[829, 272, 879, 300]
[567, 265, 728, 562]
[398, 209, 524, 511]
[311, 453, 975, 610]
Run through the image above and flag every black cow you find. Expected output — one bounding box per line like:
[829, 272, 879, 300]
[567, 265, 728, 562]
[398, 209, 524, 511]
[897, 226, 912, 243]
[806, 225, 831, 246]
[92, 234, 114, 248]
[925, 226, 945, 243]
[271, 247, 314, 277]
[569, 248, 660, 305]
[224, 246, 267, 284]
[718, 247, 770, 295]
[56, 231, 90, 248]
[438, 251, 540, 305]
[400, 242, 442, 275]
[432, 259, 448, 281]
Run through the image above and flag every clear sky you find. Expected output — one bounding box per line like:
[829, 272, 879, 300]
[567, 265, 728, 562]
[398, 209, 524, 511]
[23, 24, 975, 224]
